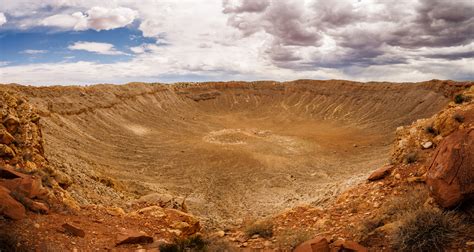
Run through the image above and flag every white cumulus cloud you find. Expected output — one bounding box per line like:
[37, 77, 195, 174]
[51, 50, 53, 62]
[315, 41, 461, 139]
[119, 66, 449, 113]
[41, 6, 137, 31]
[0, 12, 6, 26]
[68, 41, 127, 55]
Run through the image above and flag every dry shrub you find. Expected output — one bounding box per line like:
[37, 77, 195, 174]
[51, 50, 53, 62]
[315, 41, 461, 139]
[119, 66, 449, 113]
[355, 186, 428, 243]
[0, 234, 30, 252]
[391, 208, 467, 252]
[381, 186, 427, 221]
[454, 94, 467, 104]
[404, 151, 418, 164]
[276, 229, 312, 250]
[452, 113, 465, 123]
[244, 219, 274, 238]
[425, 125, 439, 135]
[159, 235, 208, 252]
[206, 238, 236, 252]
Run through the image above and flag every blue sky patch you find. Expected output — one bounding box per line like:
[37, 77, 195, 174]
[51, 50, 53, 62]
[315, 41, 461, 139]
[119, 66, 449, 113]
[0, 27, 156, 66]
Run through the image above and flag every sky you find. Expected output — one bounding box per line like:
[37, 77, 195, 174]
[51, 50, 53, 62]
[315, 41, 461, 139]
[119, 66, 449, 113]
[0, 0, 473, 85]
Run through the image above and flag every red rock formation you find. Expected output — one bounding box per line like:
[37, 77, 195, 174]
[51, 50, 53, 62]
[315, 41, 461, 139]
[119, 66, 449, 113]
[427, 128, 474, 208]
[294, 236, 330, 252]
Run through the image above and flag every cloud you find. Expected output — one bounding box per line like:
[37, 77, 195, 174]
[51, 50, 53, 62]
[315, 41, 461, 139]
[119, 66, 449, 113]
[68, 41, 127, 55]
[222, 0, 474, 72]
[223, 0, 270, 13]
[130, 43, 160, 54]
[41, 6, 137, 31]
[0, 12, 6, 26]
[0, 0, 473, 84]
[21, 49, 48, 54]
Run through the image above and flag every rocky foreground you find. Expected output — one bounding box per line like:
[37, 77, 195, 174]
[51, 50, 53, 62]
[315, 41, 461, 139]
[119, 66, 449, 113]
[0, 81, 473, 251]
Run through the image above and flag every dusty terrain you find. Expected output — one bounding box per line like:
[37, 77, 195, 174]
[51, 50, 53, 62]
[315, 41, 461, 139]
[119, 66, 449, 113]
[1, 79, 472, 251]
[2, 80, 463, 226]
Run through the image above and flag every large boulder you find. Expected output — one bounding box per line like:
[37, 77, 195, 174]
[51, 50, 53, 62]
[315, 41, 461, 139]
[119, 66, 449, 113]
[294, 236, 330, 252]
[115, 229, 153, 246]
[330, 239, 368, 252]
[0, 186, 26, 220]
[426, 128, 474, 208]
[368, 164, 393, 181]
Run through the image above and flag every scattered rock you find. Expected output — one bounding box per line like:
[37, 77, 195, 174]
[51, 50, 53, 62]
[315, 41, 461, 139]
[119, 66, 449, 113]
[0, 186, 26, 220]
[215, 230, 225, 238]
[3, 115, 20, 133]
[367, 165, 394, 181]
[23, 161, 38, 173]
[171, 221, 190, 230]
[1, 175, 47, 199]
[263, 240, 272, 247]
[116, 230, 153, 246]
[330, 239, 368, 252]
[22, 197, 49, 213]
[294, 236, 329, 252]
[62, 223, 85, 238]
[54, 171, 73, 189]
[394, 174, 401, 180]
[129, 205, 165, 218]
[421, 141, 433, 149]
[0, 144, 15, 158]
[106, 207, 125, 217]
[0, 129, 14, 145]
[251, 234, 260, 239]
[407, 176, 425, 183]
[426, 128, 474, 208]
[164, 208, 200, 235]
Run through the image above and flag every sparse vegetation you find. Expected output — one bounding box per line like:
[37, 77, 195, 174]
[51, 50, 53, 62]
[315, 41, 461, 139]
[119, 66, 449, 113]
[382, 187, 427, 219]
[453, 113, 465, 123]
[244, 219, 274, 238]
[391, 208, 467, 252]
[159, 235, 208, 252]
[454, 94, 467, 104]
[205, 238, 236, 252]
[276, 229, 312, 249]
[425, 125, 439, 135]
[404, 152, 418, 164]
[355, 186, 428, 243]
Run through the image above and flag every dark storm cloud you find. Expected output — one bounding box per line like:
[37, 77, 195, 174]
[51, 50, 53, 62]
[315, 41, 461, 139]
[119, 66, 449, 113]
[222, 0, 474, 71]
[311, 0, 363, 27]
[387, 0, 474, 48]
[424, 51, 474, 61]
[225, 0, 322, 46]
[266, 44, 302, 62]
[262, 1, 321, 46]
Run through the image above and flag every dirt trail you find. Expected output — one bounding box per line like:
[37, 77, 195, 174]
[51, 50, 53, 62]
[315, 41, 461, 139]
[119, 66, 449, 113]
[2, 80, 463, 227]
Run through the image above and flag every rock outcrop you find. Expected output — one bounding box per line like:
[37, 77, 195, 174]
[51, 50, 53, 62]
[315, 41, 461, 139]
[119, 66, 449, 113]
[0, 166, 50, 219]
[426, 128, 474, 208]
[294, 236, 330, 252]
